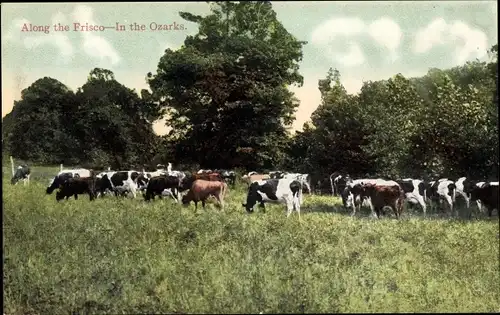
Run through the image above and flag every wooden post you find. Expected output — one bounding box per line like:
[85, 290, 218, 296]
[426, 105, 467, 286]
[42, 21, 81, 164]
[10, 156, 15, 176]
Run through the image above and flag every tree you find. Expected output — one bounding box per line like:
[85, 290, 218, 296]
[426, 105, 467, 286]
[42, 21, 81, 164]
[147, 1, 306, 170]
[6, 77, 78, 163]
[73, 68, 162, 168]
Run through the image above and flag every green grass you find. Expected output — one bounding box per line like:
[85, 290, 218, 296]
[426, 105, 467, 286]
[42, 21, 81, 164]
[3, 165, 500, 314]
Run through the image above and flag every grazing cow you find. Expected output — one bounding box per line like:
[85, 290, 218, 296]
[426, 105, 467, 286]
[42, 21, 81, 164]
[241, 173, 270, 185]
[144, 175, 181, 202]
[182, 179, 228, 211]
[95, 171, 145, 198]
[396, 178, 427, 215]
[360, 182, 405, 219]
[11, 165, 31, 186]
[180, 172, 223, 191]
[426, 179, 457, 215]
[242, 178, 302, 218]
[55, 177, 96, 201]
[470, 182, 499, 217]
[46, 169, 91, 194]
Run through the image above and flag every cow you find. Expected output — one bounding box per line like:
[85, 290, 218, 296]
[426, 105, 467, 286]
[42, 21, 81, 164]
[182, 179, 228, 211]
[241, 173, 270, 185]
[95, 171, 146, 198]
[426, 179, 457, 215]
[341, 178, 380, 216]
[55, 177, 96, 201]
[11, 165, 31, 186]
[342, 178, 400, 217]
[144, 175, 182, 202]
[396, 178, 427, 215]
[360, 182, 405, 219]
[470, 181, 499, 217]
[242, 178, 303, 218]
[46, 168, 91, 194]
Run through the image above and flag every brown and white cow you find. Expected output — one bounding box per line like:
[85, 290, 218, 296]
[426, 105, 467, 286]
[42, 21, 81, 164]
[360, 181, 405, 219]
[181, 179, 228, 211]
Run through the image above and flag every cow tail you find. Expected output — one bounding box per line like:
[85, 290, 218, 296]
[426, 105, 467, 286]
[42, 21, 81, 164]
[329, 175, 335, 196]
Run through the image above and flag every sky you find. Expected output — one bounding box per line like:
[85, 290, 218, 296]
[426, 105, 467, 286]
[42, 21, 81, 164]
[1, 1, 498, 134]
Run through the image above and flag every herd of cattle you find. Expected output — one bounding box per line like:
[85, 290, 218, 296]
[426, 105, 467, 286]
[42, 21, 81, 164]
[8, 163, 499, 218]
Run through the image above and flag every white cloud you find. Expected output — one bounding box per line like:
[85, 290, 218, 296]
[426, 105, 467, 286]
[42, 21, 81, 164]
[311, 17, 366, 45]
[413, 18, 448, 54]
[311, 16, 402, 67]
[413, 18, 489, 65]
[4, 15, 74, 63]
[71, 4, 121, 66]
[336, 43, 365, 67]
[367, 17, 402, 62]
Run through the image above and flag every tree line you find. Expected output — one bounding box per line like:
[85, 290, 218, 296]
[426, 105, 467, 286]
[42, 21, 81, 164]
[3, 1, 498, 185]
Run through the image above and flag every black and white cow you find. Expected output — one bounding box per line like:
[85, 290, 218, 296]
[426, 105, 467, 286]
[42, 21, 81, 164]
[426, 178, 457, 215]
[11, 165, 31, 186]
[470, 181, 498, 217]
[46, 169, 91, 194]
[242, 178, 303, 218]
[396, 178, 427, 215]
[95, 171, 147, 198]
[144, 175, 182, 202]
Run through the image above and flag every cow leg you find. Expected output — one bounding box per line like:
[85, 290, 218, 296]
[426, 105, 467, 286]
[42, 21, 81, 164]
[74, 194, 78, 200]
[130, 187, 137, 199]
[444, 195, 453, 217]
[417, 196, 427, 217]
[476, 200, 483, 213]
[194, 201, 198, 212]
[202, 199, 206, 209]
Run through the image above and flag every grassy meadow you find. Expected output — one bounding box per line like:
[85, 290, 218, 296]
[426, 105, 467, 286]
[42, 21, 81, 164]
[3, 164, 500, 314]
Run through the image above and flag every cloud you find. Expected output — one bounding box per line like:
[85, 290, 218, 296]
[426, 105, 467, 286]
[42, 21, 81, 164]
[311, 17, 402, 67]
[367, 17, 402, 62]
[413, 18, 489, 65]
[71, 4, 121, 66]
[4, 15, 74, 63]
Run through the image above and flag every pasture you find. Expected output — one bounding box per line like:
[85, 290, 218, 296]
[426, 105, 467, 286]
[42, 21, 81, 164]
[3, 165, 500, 314]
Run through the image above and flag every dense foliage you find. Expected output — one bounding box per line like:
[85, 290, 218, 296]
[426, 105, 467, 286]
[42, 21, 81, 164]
[2, 2, 498, 181]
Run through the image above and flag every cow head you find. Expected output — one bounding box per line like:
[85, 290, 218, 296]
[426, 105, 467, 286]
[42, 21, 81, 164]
[341, 186, 353, 208]
[181, 194, 191, 206]
[242, 182, 261, 213]
[55, 190, 64, 201]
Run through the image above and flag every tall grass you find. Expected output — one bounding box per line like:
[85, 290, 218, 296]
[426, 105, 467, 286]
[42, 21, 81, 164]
[3, 166, 499, 314]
